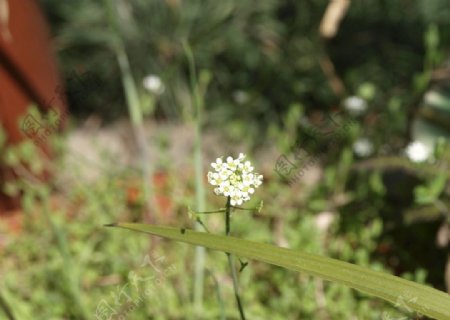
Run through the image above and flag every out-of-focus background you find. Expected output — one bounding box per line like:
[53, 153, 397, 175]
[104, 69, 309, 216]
[1, 0, 450, 319]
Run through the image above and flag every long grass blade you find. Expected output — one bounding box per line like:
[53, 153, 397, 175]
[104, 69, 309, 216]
[107, 223, 450, 320]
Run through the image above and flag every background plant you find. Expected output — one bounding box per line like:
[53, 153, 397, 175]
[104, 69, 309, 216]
[1, 0, 450, 318]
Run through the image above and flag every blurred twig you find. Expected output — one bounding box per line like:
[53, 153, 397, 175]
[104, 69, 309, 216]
[318, 0, 350, 98]
[319, 0, 350, 39]
[318, 53, 346, 98]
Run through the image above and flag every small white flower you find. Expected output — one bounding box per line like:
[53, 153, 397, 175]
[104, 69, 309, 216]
[233, 90, 249, 104]
[211, 158, 222, 168]
[353, 138, 374, 157]
[405, 141, 431, 163]
[143, 74, 165, 94]
[343, 96, 367, 116]
[207, 154, 263, 205]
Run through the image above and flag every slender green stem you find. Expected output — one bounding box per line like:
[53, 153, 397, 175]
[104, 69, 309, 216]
[230, 206, 257, 211]
[225, 197, 246, 320]
[206, 269, 226, 320]
[194, 209, 226, 214]
[183, 39, 206, 313]
[104, 0, 155, 219]
[195, 217, 211, 233]
[225, 197, 231, 236]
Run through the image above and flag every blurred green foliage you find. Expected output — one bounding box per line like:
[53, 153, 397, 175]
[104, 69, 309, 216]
[0, 134, 427, 319]
[1, 0, 450, 318]
[39, 0, 450, 142]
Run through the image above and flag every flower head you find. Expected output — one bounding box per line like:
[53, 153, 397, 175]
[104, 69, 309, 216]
[405, 141, 431, 163]
[143, 74, 165, 94]
[353, 137, 374, 157]
[343, 96, 367, 116]
[207, 153, 263, 206]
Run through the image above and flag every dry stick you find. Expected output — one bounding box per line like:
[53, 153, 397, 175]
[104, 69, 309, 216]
[319, 0, 351, 39]
[318, 53, 346, 99]
[318, 0, 350, 99]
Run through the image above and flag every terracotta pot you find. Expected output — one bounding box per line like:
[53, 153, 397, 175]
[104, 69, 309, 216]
[0, 0, 67, 215]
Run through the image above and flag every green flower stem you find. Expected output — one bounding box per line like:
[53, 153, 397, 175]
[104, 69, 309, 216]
[183, 40, 206, 313]
[206, 269, 226, 320]
[194, 209, 227, 214]
[230, 206, 257, 212]
[194, 210, 248, 274]
[225, 196, 246, 320]
[195, 217, 211, 233]
[104, 0, 155, 218]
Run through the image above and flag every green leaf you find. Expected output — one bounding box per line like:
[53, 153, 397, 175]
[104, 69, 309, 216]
[108, 223, 450, 320]
[414, 174, 448, 204]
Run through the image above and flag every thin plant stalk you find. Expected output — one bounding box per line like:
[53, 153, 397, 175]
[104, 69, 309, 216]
[206, 269, 226, 320]
[182, 40, 206, 313]
[104, 0, 156, 220]
[39, 190, 89, 319]
[225, 196, 246, 320]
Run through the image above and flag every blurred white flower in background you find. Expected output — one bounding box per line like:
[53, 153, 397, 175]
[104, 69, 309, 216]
[343, 96, 368, 116]
[314, 211, 335, 233]
[207, 153, 263, 206]
[143, 74, 165, 94]
[353, 137, 374, 157]
[405, 141, 431, 163]
[233, 90, 249, 105]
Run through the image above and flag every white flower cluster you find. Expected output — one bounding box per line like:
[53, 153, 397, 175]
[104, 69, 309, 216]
[143, 74, 165, 94]
[343, 96, 367, 116]
[405, 141, 431, 163]
[353, 137, 374, 157]
[207, 153, 263, 206]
